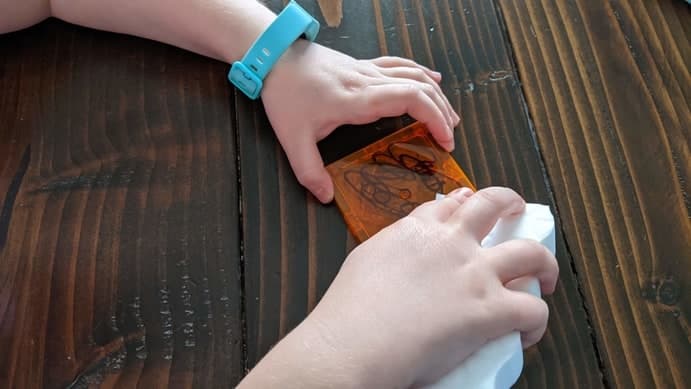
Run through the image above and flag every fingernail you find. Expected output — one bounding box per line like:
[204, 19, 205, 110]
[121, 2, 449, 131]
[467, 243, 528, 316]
[433, 71, 442, 80]
[459, 187, 473, 197]
[445, 127, 455, 150]
[315, 186, 333, 203]
[449, 187, 473, 197]
[448, 187, 463, 196]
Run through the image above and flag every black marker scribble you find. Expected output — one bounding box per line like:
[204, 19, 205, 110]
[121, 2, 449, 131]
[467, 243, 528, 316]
[344, 142, 458, 217]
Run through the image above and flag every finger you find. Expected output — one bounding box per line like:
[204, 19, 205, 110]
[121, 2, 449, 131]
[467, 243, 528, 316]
[408, 198, 458, 221]
[369, 77, 453, 135]
[377, 66, 457, 129]
[378, 67, 454, 127]
[434, 187, 474, 221]
[445, 186, 474, 202]
[409, 187, 473, 221]
[499, 290, 550, 348]
[278, 132, 334, 203]
[355, 84, 454, 151]
[369, 56, 441, 82]
[483, 239, 559, 294]
[436, 186, 475, 218]
[449, 187, 525, 241]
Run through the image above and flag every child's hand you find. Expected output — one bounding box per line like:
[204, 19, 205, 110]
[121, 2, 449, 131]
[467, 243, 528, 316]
[238, 187, 559, 388]
[302, 187, 559, 387]
[262, 40, 460, 203]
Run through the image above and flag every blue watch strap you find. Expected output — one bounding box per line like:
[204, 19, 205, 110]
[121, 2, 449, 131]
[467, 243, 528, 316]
[229, 1, 319, 99]
[241, 1, 318, 79]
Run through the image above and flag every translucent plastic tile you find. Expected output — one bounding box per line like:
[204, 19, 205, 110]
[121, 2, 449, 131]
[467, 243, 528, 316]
[326, 121, 475, 242]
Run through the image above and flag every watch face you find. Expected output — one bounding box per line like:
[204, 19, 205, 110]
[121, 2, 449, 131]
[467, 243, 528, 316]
[326, 122, 475, 242]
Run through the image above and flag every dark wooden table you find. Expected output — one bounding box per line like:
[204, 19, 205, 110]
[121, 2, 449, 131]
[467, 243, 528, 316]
[1, 0, 688, 387]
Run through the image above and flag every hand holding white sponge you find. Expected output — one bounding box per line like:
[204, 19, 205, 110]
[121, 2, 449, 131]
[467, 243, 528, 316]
[425, 196, 556, 389]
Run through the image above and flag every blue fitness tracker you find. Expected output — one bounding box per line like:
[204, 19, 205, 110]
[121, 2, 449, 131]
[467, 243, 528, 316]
[228, 1, 320, 99]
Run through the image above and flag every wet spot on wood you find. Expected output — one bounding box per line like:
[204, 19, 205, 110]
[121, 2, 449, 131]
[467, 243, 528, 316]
[658, 278, 681, 306]
[641, 277, 682, 306]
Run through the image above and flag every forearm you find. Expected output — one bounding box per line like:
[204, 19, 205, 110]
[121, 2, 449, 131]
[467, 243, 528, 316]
[1, 0, 276, 63]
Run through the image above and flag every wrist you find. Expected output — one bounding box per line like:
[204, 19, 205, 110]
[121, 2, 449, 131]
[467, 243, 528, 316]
[238, 315, 367, 389]
[260, 38, 311, 96]
[295, 315, 372, 389]
[214, 2, 277, 64]
[304, 303, 417, 388]
[227, 1, 319, 100]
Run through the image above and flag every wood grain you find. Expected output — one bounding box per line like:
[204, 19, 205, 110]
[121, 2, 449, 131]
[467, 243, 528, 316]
[0, 21, 244, 388]
[238, 0, 603, 387]
[497, 0, 691, 387]
[0, 29, 33, 250]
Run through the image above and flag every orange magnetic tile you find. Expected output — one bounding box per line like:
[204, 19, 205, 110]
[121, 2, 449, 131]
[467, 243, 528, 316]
[326, 122, 475, 242]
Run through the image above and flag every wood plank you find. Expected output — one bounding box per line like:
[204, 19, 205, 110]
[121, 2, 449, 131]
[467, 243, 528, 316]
[497, 0, 690, 387]
[238, 0, 603, 386]
[0, 28, 33, 250]
[0, 20, 244, 388]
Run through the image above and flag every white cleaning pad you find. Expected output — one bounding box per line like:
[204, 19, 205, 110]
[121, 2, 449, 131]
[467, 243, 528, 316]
[424, 196, 556, 389]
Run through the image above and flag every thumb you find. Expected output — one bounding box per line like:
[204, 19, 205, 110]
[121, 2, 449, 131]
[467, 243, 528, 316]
[279, 133, 334, 203]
